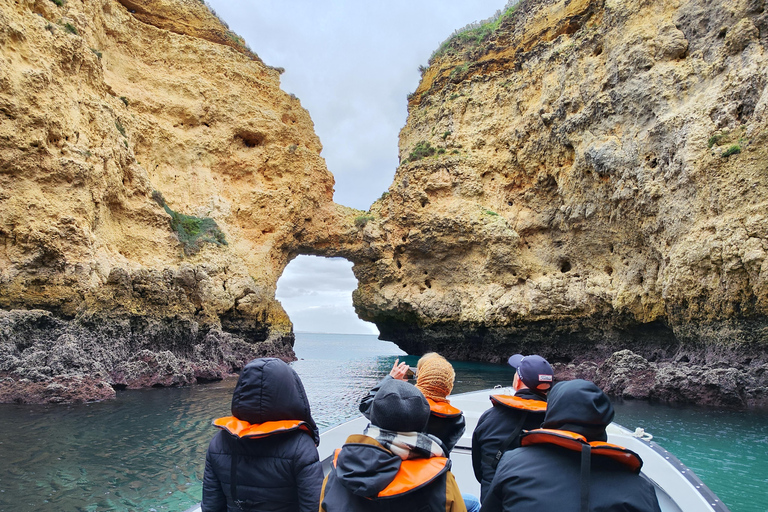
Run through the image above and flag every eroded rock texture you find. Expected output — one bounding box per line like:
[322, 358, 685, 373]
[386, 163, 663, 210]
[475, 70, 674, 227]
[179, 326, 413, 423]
[0, 0, 357, 402]
[2, 0, 767, 407]
[351, 0, 768, 405]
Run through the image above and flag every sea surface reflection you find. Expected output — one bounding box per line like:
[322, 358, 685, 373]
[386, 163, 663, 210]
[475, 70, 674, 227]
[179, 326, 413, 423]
[0, 332, 765, 512]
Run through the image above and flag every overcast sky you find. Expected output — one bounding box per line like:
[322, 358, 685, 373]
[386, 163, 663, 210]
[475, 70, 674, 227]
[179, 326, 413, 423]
[205, 0, 507, 334]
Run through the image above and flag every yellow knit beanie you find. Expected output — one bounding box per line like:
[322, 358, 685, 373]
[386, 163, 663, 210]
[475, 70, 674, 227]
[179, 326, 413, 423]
[415, 353, 455, 403]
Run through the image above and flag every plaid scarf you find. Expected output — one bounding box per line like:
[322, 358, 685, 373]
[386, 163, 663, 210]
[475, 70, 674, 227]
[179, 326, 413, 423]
[364, 425, 445, 460]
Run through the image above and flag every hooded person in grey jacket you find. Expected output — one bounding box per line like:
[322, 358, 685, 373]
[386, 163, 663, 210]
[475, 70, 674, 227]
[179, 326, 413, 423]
[202, 358, 323, 512]
[480, 379, 661, 512]
[321, 378, 467, 512]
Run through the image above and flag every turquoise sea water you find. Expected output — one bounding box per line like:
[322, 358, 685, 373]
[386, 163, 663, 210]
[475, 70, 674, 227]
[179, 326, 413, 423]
[0, 332, 766, 511]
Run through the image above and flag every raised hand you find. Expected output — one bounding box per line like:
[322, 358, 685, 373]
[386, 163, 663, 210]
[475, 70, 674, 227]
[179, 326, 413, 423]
[389, 358, 409, 380]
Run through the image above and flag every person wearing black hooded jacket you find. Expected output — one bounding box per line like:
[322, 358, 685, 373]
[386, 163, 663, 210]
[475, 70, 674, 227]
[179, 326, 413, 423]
[202, 358, 323, 512]
[480, 379, 661, 512]
[321, 378, 467, 512]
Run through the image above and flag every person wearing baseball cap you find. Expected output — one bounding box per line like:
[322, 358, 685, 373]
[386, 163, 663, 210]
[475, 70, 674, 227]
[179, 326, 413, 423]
[471, 354, 554, 501]
[481, 380, 661, 512]
[506, 354, 554, 394]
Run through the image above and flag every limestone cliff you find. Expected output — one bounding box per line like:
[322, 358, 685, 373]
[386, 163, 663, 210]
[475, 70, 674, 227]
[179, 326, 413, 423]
[352, 0, 768, 406]
[3, 0, 768, 408]
[0, 0, 358, 402]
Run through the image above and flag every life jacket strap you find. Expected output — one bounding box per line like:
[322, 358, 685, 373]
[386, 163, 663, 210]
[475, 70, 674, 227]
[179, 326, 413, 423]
[227, 435, 240, 508]
[483, 410, 529, 470]
[580, 443, 591, 512]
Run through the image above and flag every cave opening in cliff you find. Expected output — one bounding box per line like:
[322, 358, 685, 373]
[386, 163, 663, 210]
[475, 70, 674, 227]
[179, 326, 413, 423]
[276, 255, 379, 335]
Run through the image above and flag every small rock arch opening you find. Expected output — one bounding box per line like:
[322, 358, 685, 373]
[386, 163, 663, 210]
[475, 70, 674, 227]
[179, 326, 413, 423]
[276, 255, 378, 335]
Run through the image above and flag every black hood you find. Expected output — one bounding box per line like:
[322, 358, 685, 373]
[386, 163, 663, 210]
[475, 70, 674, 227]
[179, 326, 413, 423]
[231, 358, 320, 445]
[335, 442, 402, 498]
[541, 379, 614, 442]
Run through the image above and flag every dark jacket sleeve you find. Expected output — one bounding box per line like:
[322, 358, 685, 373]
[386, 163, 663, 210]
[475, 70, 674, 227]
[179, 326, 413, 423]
[358, 376, 394, 418]
[202, 437, 227, 512]
[478, 484, 502, 512]
[428, 412, 466, 455]
[294, 434, 324, 512]
[471, 411, 487, 483]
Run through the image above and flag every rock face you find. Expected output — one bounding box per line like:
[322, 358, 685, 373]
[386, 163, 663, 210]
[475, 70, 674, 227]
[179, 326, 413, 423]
[2, 0, 768, 407]
[0, 0, 357, 402]
[351, 0, 768, 406]
[555, 349, 768, 408]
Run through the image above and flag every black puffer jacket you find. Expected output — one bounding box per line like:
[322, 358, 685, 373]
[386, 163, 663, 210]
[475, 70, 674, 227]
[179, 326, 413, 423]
[480, 380, 661, 512]
[471, 388, 546, 501]
[360, 376, 466, 454]
[320, 434, 467, 512]
[202, 358, 323, 512]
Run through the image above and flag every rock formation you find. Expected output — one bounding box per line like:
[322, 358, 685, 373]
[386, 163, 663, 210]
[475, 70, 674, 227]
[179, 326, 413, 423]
[2, 0, 767, 407]
[0, 0, 358, 403]
[351, 0, 768, 406]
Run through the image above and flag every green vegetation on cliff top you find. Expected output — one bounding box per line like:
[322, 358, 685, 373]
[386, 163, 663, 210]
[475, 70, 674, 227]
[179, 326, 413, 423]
[429, 0, 521, 64]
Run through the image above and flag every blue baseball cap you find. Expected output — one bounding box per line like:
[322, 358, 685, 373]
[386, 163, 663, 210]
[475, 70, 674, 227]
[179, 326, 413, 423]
[508, 354, 554, 391]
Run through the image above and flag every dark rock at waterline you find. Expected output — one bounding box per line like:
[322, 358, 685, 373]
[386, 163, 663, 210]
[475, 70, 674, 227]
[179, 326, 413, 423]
[565, 349, 768, 408]
[0, 375, 117, 403]
[593, 350, 657, 400]
[0, 309, 296, 404]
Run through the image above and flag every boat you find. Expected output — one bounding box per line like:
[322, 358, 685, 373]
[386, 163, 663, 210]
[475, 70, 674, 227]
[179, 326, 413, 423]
[184, 387, 730, 512]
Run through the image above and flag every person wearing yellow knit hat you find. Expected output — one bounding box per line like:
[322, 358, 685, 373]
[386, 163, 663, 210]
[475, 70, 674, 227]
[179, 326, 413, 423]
[359, 354, 465, 454]
[414, 353, 466, 454]
[415, 353, 480, 512]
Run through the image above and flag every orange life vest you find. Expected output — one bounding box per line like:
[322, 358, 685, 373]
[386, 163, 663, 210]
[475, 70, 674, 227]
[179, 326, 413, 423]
[426, 398, 462, 418]
[331, 448, 450, 497]
[490, 394, 547, 412]
[213, 416, 312, 439]
[521, 428, 643, 473]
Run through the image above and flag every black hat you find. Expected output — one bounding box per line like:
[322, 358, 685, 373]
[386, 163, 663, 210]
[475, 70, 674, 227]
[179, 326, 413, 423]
[369, 379, 430, 432]
[508, 354, 554, 392]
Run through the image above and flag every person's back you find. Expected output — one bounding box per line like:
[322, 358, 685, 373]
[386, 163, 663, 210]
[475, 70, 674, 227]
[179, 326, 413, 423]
[471, 354, 551, 501]
[480, 379, 661, 512]
[472, 388, 546, 499]
[323, 378, 466, 512]
[202, 358, 323, 512]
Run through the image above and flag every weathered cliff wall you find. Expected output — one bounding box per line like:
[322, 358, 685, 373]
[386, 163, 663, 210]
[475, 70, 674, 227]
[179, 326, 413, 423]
[0, 0, 358, 402]
[2, 0, 767, 407]
[351, 0, 768, 406]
